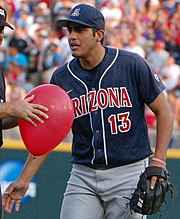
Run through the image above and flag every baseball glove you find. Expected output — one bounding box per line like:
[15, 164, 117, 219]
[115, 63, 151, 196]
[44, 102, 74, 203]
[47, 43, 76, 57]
[129, 166, 176, 215]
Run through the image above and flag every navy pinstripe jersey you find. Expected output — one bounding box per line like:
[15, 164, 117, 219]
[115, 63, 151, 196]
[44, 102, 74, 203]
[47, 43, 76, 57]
[50, 47, 165, 166]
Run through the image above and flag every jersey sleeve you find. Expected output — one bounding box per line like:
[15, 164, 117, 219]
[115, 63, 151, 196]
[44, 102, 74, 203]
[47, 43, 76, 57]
[135, 55, 166, 105]
[49, 64, 67, 87]
[49, 68, 59, 85]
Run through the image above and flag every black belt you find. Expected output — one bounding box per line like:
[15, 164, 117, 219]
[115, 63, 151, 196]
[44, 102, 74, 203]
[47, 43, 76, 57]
[86, 164, 120, 170]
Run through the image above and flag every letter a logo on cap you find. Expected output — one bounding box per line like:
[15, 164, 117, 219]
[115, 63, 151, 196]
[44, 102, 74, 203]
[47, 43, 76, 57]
[71, 8, 80, 17]
[0, 9, 5, 17]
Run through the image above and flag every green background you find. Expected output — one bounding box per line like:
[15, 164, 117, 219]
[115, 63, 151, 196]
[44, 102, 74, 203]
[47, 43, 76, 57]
[0, 148, 179, 219]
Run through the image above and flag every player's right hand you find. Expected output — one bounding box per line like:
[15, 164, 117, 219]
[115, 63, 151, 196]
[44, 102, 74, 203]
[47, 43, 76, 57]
[2, 179, 29, 213]
[11, 94, 49, 126]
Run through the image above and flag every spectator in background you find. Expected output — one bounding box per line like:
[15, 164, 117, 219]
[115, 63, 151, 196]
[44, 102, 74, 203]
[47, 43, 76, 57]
[153, 8, 169, 41]
[37, 29, 61, 71]
[42, 42, 63, 71]
[8, 26, 29, 55]
[105, 29, 123, 49]
[14, 6, 33, 30]
[9, 81, 26, 101]
[101, 0, 122, 29]
[42, 60, 60, 83]
[13, 0, 32, 19]
[33, 28, 50, 72]
[26, 38, 40, 86]
[22, 74, 35, 93]
[146, 40, 169, 74]
[4, 46, 28, 71]
[166, 2, 180, 64]
[34, 1, 51, 29]
[51, 0, 73, 24]
[124, 36, 145, 58]
[162, 0, 177, 15]
[5, 61, 19, 84]
[3, 0, 16, 19]
[16, 64, 28, 89]
[159, 55, 180, 92]
[57, 27, 73, 62]
[167, 88, 179, 128]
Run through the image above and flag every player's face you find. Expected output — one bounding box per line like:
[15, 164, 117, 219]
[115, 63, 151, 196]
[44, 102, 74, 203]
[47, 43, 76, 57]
[0, 27, 4, 45]
[67, 23, 98, 58]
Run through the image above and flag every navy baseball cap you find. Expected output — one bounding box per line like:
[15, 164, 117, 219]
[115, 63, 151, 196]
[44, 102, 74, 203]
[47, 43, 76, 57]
[0, 6, 14, 30]
[57, 4, 105, 30]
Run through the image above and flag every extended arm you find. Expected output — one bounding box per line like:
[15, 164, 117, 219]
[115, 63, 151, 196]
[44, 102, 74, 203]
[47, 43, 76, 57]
[148, 91, 173, 164]
[0, 95, 49, 128]
[130, 92, 175, 215]
[148, 91, 173, 187]
[2, 153, 49, 213]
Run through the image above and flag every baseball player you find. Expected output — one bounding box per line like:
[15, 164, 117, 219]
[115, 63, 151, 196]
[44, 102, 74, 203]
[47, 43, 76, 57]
[2, 4, 173, 219]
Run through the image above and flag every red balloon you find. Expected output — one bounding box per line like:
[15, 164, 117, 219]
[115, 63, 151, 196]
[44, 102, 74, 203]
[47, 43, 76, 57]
[18, 84, 74, 156]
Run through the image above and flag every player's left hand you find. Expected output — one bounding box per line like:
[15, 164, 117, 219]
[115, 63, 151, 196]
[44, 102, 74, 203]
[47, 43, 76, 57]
[2, 179, 29, 213]
[129, 166, 176, 215]
[149, 159, 167, 189]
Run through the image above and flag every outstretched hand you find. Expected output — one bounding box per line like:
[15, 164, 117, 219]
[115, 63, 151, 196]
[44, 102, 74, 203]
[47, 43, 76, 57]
[2, 179, 29, 213]
[12, 95, 49, 126]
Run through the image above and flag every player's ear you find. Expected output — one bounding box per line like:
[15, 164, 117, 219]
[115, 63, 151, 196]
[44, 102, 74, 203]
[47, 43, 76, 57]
[95, 30, 104, 43]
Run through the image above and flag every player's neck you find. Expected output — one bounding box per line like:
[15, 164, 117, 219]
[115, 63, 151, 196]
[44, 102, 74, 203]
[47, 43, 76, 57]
[79, 46, 106, 70]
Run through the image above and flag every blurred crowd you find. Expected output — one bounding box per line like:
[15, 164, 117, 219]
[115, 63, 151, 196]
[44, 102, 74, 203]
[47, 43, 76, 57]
[0, 0, 180, 131]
